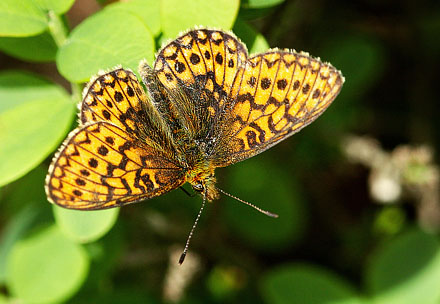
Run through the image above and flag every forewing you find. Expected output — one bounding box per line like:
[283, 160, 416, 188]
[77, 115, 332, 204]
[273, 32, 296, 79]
[81, 68, 145, 130]
[81, 68, 176, 154]
[152, 29, 248, 140]
[45, 122, 185, 210]
[215, 51, 344, 166]
[154, 29, 247, 96]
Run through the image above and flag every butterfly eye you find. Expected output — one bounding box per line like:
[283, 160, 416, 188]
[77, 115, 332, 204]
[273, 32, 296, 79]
[193, 183, 204, 192]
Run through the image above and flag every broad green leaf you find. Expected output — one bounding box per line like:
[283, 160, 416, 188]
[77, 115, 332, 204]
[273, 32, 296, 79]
[233, 18, 269, 54]
[105, 0, 161, 36]
[241, 0, 284, 9]
[0, 0, 73, 37]
[57, 10, 155, 83]
[0, 31, 57, 62]
[0, 0, 48, 37]
[0, 167, 52, 284]
[160, 0, 240, 39]
[0, 294, 7, 303]
[1, 166, 51, 216]
[6, 225, 89, 303]
[0, 205, 39, 283]
[37, 0, 75, 14]
[53, 205, 119, 243]
[224, 154, 306, 250]
[0, 71, 75, 187]
[366, 228, 440, 304]
[261, 263, 365, 304]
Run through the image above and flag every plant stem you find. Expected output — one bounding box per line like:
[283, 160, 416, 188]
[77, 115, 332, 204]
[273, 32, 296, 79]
[48, 11, 67, 47]
[48, 11, 82, 102]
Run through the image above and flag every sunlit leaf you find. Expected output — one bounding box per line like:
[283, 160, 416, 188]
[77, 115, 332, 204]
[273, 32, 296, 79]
[160, 0, 239, 39]
[0, 0, 75, 37]
[233, 18, 269, 54]
[0, 71, 75, 187]
[37, 0, 75, 15]
[57, 10, 155, 83]
[0, 31, 57, 62]
[7, 225, 89, 303]
[0, 0, 48, 37]
[241, 0, 284, 9]
[366, 228, 440, 304]
[53, 205, 119, 243]
[105, 0, 161, 36]
[0, 206, 38, 283]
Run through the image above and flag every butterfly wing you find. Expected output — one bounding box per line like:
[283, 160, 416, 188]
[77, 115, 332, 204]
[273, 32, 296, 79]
[152, 29, 247, 141]
[152, 30, 343, 166]
[213, 51, 344, 166]
[80, 68, 176, 156]
[46, 69, 186, 209]
[154, 29, 247, 95]
[45, 122, 185, 210]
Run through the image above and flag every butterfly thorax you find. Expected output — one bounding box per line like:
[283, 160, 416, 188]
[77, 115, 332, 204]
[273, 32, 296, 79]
[185, 160, 219, 202]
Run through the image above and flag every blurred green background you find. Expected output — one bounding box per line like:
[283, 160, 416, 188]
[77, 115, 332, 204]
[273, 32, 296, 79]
[1, 0, 440, 303]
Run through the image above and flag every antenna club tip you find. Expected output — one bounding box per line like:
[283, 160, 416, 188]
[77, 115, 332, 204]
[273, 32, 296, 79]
[266, 212, 279, 218]
[178, 252, 187, 265]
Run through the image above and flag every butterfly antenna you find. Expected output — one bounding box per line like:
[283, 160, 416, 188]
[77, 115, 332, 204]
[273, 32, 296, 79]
[179, 189, 207, 265]
[217, 188, 279, 218]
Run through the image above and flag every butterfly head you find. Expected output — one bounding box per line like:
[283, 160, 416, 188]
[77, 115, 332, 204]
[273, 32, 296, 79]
[186, 164, 219, 202]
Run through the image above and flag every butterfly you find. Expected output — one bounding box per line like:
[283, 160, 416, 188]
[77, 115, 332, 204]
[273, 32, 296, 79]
[46, 28, 344, 263]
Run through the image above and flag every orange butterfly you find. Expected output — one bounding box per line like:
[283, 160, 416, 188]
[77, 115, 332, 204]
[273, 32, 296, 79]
[46, 29, 344, 263]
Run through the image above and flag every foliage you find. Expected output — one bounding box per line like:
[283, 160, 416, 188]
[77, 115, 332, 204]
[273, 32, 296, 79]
[1, 0, 439, 303]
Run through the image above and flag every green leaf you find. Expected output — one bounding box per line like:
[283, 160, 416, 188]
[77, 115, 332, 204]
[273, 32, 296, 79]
[0, 71, 75, 187]
[160, 0, 240, 39]
[37, 0, 75, 15]
[0, 31, 57, 62]
[0, 205, 39, 283]
[241, 0, 284, 9]
[53, 205, 119, 243]
[261, 263, 365, 304]
[0, 0, 73, 37]
[0, 294, 7, 303]
[105, 0, 161, 36]
[6, 225, 89, 303]
[224, 154, 306, 250]
[366, 228, 440, 304]
[233, 18, 269, 54]
[57, 10, 155, 83]
[0, 167, 52, 284]
[0, 0, 48, 37]
[1, 166, 51, 215]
